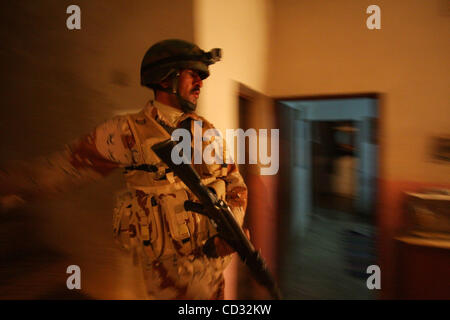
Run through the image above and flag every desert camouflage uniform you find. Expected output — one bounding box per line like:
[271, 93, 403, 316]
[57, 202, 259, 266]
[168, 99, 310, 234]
[0, 99, 247, 300]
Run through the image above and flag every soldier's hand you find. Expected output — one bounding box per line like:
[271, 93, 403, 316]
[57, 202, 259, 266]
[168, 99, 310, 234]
[213, 236, 233, 257]
[206, 228, 251, 258]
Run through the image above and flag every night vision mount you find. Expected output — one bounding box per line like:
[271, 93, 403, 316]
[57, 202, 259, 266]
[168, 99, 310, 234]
[204, 48, 222, 64]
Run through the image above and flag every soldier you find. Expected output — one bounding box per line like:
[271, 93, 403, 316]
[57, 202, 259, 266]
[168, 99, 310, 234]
[0, 39, 248, 299]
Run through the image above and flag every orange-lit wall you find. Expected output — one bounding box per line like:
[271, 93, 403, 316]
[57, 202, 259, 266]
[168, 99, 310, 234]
[267, 0, 450, 298]
[0, 0, 195, 299]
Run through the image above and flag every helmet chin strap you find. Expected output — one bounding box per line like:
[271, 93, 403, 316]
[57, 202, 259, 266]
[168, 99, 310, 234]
[171, 72, 197, 113]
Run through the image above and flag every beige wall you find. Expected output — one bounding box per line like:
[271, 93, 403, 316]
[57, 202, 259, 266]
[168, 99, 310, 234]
[194, 0, 272, 133]
[268, 0, 450, 183]
[193, 0, 272, 299]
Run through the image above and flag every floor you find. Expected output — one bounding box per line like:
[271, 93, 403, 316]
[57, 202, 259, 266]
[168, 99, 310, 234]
[0, 173, 148, 300]
[279, 206, 377, 300]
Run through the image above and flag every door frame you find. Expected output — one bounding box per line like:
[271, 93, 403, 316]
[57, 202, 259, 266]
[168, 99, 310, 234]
[274, 92, 384, 279]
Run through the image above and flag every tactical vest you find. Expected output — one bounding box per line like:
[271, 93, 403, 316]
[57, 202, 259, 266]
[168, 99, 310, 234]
[112, 107, 228, 262]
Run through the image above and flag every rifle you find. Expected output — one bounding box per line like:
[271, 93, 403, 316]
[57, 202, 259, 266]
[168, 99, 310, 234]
[151, 139, 282, 300]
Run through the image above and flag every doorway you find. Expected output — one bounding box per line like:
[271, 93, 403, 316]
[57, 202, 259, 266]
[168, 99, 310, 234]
[277, 95, 379, 299]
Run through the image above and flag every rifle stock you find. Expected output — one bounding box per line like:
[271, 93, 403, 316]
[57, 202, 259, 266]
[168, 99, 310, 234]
[151, 139, 282, 300]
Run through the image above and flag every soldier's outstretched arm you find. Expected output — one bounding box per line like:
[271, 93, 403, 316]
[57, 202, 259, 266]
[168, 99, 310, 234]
[0, 115, 135, 207]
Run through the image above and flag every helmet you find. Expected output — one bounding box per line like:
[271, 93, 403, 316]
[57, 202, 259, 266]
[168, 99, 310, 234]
[140, 39, 221, 88]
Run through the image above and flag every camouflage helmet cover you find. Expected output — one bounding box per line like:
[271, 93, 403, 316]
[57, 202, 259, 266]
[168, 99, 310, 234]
[140, 39, 221, 87]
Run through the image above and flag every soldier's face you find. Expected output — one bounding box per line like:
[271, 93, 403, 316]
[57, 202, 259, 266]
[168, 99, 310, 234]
[177, 69, 203, 105]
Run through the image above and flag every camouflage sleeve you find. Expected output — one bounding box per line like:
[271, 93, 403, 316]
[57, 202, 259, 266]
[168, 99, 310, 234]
[0, 115, 135, 202]
[193, 115, 248, 227]
[222, 163, 248, 227]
